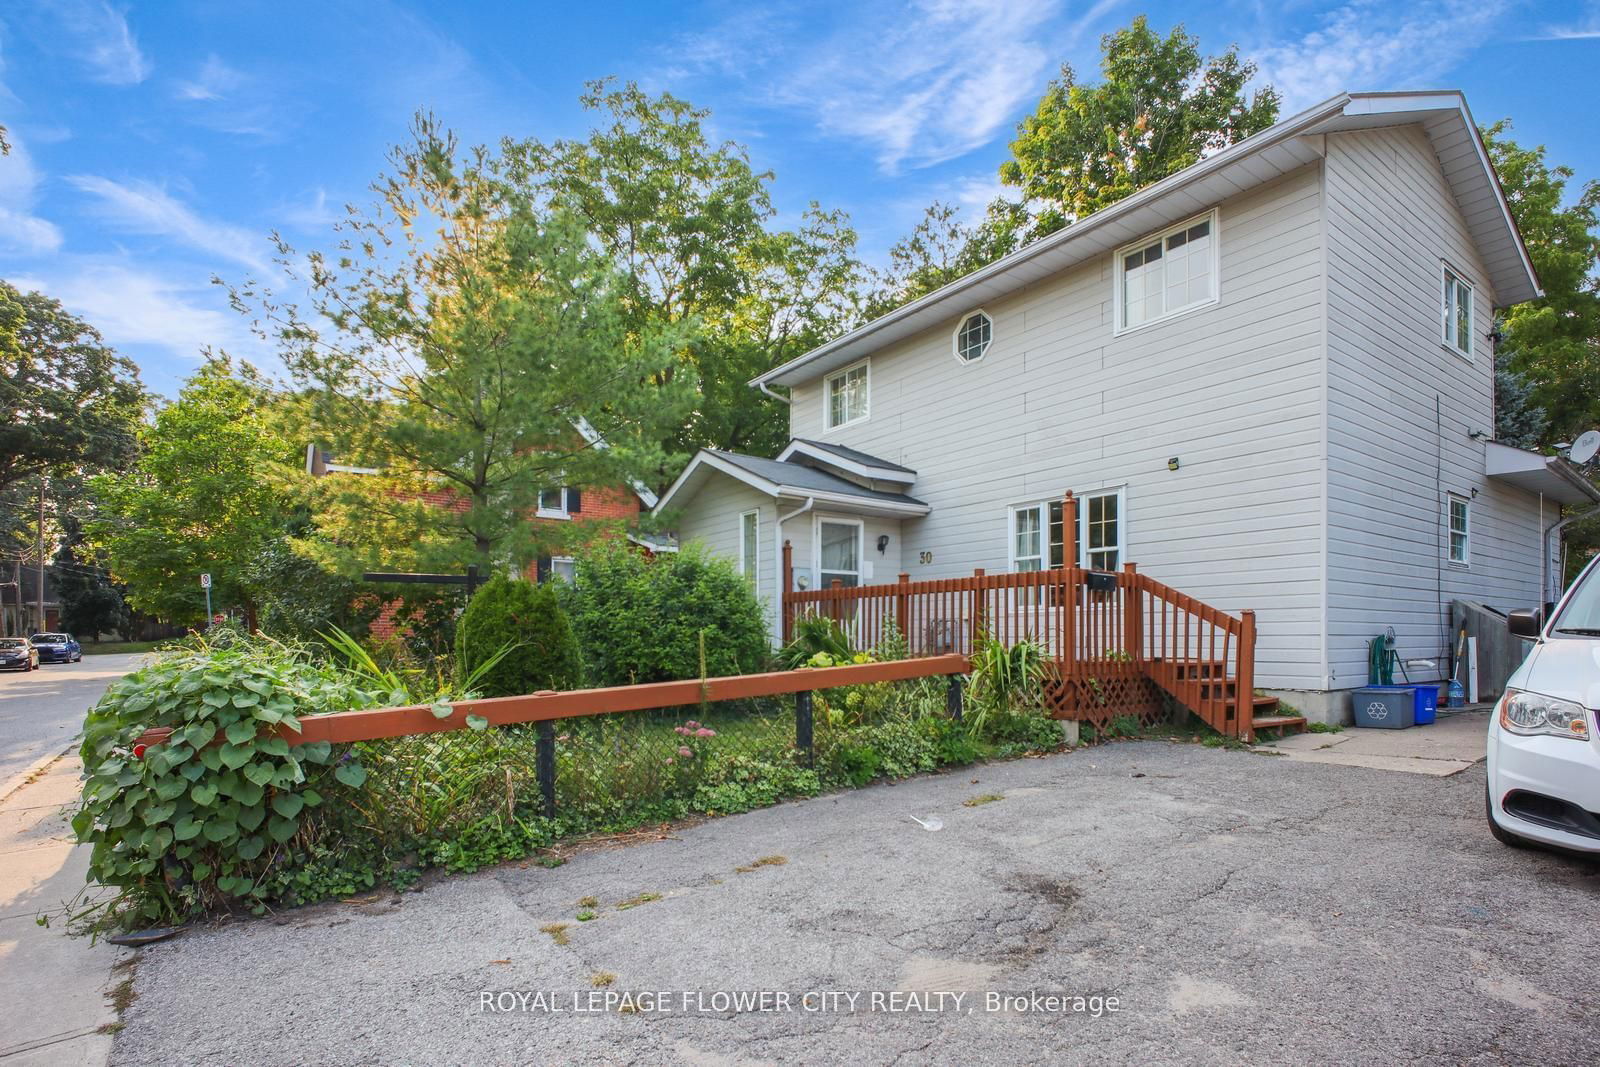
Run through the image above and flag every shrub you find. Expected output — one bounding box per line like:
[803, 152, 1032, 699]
[563, 539, 769, 686]
[73, 635, 385, 927]
[779, 614, 854, 668]
[456, 575, 581, 697]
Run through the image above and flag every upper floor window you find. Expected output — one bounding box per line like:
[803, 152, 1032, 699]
[538, 488, 581, 519]
[825, 359, 869, 430]
[954, 311, 992, 362]
[1442, 266, 1473, 358]
[1115, 211, 1217, 333]
[1447, 493, 1470, 565]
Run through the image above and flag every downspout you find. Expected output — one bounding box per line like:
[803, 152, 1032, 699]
[759, 380, 791, 405]
[774, 497, 815, 644]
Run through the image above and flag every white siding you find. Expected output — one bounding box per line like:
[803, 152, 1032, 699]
[792, 166, 1329, 687]
[1324, 125, 1544, 688]
[673, 478, 781, 638]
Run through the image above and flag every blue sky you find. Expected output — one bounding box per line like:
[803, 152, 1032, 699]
[2, 0, 1598, 397]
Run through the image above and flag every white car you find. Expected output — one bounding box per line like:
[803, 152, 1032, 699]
[1486, 555, 1600, 853]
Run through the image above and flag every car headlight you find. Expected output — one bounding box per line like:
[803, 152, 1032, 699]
[1500, 689, 1592, 741]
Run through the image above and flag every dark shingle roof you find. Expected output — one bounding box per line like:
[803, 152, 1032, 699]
[707, 450, 927, 508]
[790, 439, 916, 475]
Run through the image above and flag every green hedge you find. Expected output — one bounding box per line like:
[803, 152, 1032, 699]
[456, 574, 582, 697]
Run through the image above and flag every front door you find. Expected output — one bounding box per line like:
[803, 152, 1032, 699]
[817, 518, 863, 589]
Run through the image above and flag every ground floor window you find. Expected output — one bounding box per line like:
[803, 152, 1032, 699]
[1009, 488, 1124, 572]
[1447, 493, 1470, 565]
[817, 518, 863, 588]
[739, 509, 759, 580]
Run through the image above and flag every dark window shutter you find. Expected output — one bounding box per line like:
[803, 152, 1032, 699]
[536, 555, 551, 583]
[566, 488, 582, 514]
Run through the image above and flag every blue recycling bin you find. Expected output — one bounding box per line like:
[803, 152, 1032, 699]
[1365, 685, 1437, 726]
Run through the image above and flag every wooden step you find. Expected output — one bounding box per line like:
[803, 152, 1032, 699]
[1251, 714, 1307, 732]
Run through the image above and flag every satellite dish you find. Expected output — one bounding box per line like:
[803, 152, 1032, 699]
[1570, 430, 1600, 466]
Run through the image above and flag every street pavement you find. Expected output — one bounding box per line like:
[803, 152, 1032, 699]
[0, 654, 146, 1067]
[108, 740, 1600, 1065]
[0, 654, 149, 801]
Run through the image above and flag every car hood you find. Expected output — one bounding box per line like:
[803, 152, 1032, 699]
[1512, 637, 1600, 710]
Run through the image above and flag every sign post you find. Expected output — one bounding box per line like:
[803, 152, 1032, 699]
[200, 573, 212, 624]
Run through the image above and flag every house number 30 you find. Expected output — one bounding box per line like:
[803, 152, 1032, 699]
[919, 551, 934, 564]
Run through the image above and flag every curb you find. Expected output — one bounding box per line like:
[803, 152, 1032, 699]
[0, 744, 75, 809]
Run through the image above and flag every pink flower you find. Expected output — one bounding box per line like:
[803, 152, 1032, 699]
[695, 728, 716, 738]
[674, 726, 689, 735]
[685, 721, 700, 730]
[664, 758, 674, 765]
[677, 746, 693, 758]
[556, 734, 570, 742]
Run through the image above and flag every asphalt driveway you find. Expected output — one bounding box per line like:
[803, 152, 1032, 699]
[110, 741, 1599, 1065]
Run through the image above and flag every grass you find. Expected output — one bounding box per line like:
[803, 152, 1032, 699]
[81, 640, 167, 656]
[962, 793, 1004, 807]
[591, 972, 616, 988]
[576, 895, 598, 908]
[734, 855, 787, 873]
[615, 891, 662, 911]
[538, 922, 571, 946]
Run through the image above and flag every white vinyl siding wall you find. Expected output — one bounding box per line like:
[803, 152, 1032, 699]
[1323, 125, 1543, 688]
[674, 479, 778, 631]
[790, 165, 1329, 688]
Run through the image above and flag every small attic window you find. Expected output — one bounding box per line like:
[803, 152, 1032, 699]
[954, 311, 992, 363]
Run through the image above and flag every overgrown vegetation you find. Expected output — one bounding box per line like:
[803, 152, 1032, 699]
[455, 574, 581, 697]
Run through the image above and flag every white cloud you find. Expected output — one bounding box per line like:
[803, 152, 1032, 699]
[51, 0, 152, 86]
[175, 54, 245, 102]
[280, 187, 343, 232]
[0, 137, 63, 255]
[8, 261, 252, 362]
[1527, 0, 1600, 40]
[668, 0, 1115, 173]
[1253, 1, 1511, 110]
[67, 175, 271, 274]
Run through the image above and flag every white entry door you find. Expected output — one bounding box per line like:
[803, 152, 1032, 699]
[817, 518, 863, 589]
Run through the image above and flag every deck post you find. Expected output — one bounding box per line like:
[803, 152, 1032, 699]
[946, 673, 964, 722]
[896, 572, 910, 641]
[781, 540, 794, 643]
[795, 689, 814, 767]
[1123, 562, 1141, 666]
[969, 568, 986, 652]
[1060, 493, 1077, 672]
[536, 721, 556, 817]
[1237, 610, 1257, 743]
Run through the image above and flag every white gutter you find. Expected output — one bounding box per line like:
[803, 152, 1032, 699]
[758, 381, 791, 405]
[774, 497, 815, 645]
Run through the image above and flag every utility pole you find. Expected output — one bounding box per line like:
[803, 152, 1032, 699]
[37, 481, 46, 632]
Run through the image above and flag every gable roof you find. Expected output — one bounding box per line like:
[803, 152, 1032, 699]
[755, 90, 1540, 390]
[654, 448, 930, 517]
[776, 439, 917, 483]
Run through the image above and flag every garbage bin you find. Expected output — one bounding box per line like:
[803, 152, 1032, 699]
[1352, 687, 1416, 729]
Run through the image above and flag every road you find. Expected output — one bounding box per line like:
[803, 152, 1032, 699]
[0, 654, 149, 800]
[110, 739, 1600, 1065]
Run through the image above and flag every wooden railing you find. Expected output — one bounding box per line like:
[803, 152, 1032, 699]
[782, 493, 1259, 739]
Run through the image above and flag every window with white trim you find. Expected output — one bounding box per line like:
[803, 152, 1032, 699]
[1447, 494, 1470, 565]
[738, 509, 759, 581]
[954, 311, 992, 362]
[1442, 266, 1473, 357]
[825, 360, 869, 430]
[1009, 489, 1123, 572]
[1116, 212, 1217, 332]
[537, 488, 569, 519]
[817, 519, 863, 588]
[550, 556, 577, 583]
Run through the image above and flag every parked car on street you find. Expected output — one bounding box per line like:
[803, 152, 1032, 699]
[1487, 556, 1600, 854]
[29, 633, 82, 663]
[0, 638, 39, 672]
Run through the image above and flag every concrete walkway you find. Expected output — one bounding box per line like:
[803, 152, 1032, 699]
[1263, 708, 1490, 776]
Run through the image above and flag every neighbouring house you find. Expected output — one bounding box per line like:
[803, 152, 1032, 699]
[306, 442, 669, 642]
[655, 90, 1600, 725]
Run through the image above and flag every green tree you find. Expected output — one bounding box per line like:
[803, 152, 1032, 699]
[1482, 121, 1600, 447]
[1000, 17, 1279, 238]
[53, 509, 131, 642]
[239, 116, 695, 574]
[87, 361, 295, 625]
[506, 81, 864, 457]
[0, 280, 145, 497]
[864, 198, 1028, 318]
[456, 574, 581, 697]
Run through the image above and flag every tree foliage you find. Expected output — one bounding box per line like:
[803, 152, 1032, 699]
[506, 81, 864, 457]
[1000, 17, 1279, 239]
[455, 574, 581, 697]
[1483, 121, 1600, 447]
[239, 116, 695, 574]
[88, 361, 295, 625]
[0, 280, 145, 496]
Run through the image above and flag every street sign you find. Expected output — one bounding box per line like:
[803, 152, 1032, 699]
[199, 573, 212, 589]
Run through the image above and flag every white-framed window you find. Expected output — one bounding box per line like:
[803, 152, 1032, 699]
[816, 517, 863, 588]
[1008, 488, 1124, 572]
[953, 310, 992, 363]
[1447, 493, 1470, 565]
[738, 509, 759, 581]
[537, 488, 569, 519]
[824, 359, 869, 431]
[1442, 265, 1474, 358]
[550, 556, 577, 583]
[1114, 210, 1218, 334]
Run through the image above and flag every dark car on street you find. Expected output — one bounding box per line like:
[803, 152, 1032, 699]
[29, 633, 82, 663]
[0, 638, 38, 672]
